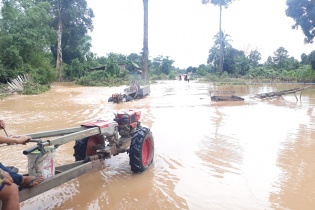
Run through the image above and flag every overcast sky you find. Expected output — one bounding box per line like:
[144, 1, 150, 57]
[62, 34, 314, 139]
[86, 0, 315, 69]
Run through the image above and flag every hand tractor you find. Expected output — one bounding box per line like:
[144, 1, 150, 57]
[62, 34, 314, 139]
[18, 109, 154, 202]
[108, 85, 151, 103]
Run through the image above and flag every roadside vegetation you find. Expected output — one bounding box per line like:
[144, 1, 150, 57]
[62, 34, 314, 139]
[0, 0, 314, 99]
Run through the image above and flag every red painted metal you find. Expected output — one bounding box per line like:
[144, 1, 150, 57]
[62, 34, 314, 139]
[142, 137, 152, 166]
[82, 120, 113, 128]
[86, 136, 102, 156]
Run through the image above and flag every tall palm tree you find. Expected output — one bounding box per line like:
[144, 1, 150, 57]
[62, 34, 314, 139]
[207, 46, 219, 70]
[201, 0, 235, 73]
[142, 0, 149, 80]
[213, 31, 232, 50]
[218, 2, 223, 74]
[212, 31, 232, 71]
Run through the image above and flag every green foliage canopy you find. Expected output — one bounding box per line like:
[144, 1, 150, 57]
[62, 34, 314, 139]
[47, 0, 95, 64]
[201, 0, 235, 7]
[286, 0, 315, 43]
[0, 0, 56, 83]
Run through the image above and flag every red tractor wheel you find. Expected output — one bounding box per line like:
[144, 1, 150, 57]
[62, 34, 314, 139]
[86, 136, 100, 156]
[129, 127, 154, 173]
[73, 136, 104, 161]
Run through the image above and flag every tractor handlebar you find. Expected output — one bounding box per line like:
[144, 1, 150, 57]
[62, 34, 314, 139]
[23, 144, 40, 155]
[22, 138, 43, 154]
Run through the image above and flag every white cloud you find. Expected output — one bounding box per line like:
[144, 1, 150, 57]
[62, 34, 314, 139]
[87, 0, 315, 69]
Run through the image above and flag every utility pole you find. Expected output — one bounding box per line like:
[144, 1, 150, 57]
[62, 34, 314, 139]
[219, 1, 223, 74]
[142, 0, 149, 81]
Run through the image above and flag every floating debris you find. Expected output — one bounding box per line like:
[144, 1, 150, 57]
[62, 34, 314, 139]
[254, 86, 312, 101]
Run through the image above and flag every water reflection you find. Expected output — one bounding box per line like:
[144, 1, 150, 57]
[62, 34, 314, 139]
[269, 109, 315, 210]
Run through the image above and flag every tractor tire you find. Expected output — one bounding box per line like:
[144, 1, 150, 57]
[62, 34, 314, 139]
[73, 137, 89, 161]
[129, 127, 154, 173]
[126, 96, 133, 102]
[73, 136, 103, 161]
[108, 97, 113, 102]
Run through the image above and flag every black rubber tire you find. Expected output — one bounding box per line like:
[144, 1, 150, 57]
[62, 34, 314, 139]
[126, 96, 133, 102]
[73, 137, 89, 161]
[129, 127, 154, 173]
[108, 97, 113, 102]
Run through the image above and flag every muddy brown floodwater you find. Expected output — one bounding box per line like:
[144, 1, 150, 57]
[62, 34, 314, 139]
[0, 81, 315, 210]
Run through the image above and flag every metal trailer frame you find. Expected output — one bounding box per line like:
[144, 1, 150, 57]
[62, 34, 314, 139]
[18, 123, 113, 202]
[123, 85, 150, 98]
[137, 85, 150, 97]
[20, 159, 104, 202]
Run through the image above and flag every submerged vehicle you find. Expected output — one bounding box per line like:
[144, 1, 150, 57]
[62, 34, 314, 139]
[211, 95, 244, 102]
[209, 90, 244, 102]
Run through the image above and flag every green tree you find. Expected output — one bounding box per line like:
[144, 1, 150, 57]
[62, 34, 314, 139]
[127, 53, 142, 65]
[208, 31, 232, 72]
[207, 46, 219, 70]
[300, 53, 308, 65]
[126, 53, 142, 73]
[273, 47, 289, 69]
[264, 56, 274, 68]
[63, 58, 85, 80]
[160, 56, 174, 75]
[187, 66, 197, 74]
[235, 55, 250, 75]
[248, 49, 261, 67]
[150, 56, 174, 75]
[201, 0, 236, 73]
[0, 0, 55, 83]
[308, 51, 315, 69]
[196, 64, 210, 76]
[286, 0, 315, 43]
[213, 31, 232, 49]
[286, 57, 300, 70]
[223, 47, 244, 74]
[46, 0, 94, 80]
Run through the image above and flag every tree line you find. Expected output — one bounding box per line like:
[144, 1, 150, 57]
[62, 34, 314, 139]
[194, 0, 315, 83]
[0, 0, 315, 91]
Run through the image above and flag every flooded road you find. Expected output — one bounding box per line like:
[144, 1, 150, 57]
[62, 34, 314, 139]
[1, 81, 315, 210]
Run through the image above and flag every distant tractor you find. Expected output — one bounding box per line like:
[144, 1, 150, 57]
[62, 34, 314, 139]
[108, 85, 151, 103]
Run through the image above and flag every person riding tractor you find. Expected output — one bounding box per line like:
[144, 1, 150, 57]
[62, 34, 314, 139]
[129, 81, 139, 99]
[108, 81, 150, 103]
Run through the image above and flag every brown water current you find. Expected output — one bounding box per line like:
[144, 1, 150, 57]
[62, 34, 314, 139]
[0, 81, 315, 210]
